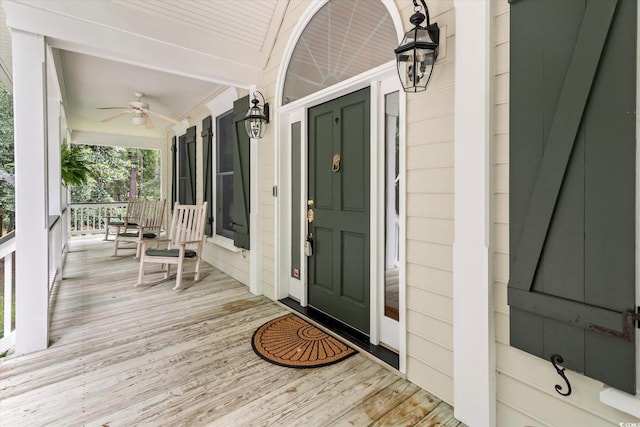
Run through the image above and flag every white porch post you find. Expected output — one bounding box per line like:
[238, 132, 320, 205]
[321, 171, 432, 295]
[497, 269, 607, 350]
[248, 85, 261, 296]
[12, 29, 50, 355]
[453, 1, 495, 426]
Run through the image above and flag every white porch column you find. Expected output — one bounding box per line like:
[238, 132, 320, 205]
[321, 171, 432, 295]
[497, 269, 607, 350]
[248, 85, 261, 296]
[12, 29, 50, 355]
[453, 1, 495, 426]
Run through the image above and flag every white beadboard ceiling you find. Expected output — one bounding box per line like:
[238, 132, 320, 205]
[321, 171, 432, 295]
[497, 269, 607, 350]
[0, 0, 286, 141]
[113, 0, 279, 52]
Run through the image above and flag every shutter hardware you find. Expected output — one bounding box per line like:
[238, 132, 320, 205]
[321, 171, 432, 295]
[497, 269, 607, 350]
[586, 308, 640, 342]
[550, 354, 571, 397]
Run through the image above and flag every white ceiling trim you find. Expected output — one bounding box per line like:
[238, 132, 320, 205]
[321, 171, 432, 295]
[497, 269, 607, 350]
[260, 0, 290, 69]
[71, 130, 164, 150]
[3, 1, 261, 88]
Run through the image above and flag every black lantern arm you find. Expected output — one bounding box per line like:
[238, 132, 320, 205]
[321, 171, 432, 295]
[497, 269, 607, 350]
[412, 0, 430, 27]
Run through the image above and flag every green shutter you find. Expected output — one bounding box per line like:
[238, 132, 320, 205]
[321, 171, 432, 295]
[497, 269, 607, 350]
[171, 136, 177, 211]
[509, 0, 636, 394]
[178, 134, 186, 204]
[185, 126, 197, 205]
[201, 116, 214, 236]
[232, 96, 250, 249]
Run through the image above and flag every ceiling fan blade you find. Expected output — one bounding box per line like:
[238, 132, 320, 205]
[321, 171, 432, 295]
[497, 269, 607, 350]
[100, 111, 130, 123]
[96, 106, 130, 110]
[145, 114, 155, 129]
[144, 109, 181, 125]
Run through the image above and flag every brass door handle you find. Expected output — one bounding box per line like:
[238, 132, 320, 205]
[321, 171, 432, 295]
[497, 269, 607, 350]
[307, 208, 314, 223]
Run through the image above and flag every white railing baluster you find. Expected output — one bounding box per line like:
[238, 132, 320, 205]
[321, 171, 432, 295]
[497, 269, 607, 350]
[4, 251, 12, 340]
[68, 202, 129, 237]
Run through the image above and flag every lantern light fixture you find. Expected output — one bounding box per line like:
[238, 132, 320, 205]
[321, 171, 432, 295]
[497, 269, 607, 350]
[394, 0, 440, 93]
[244, 91, 270, 139]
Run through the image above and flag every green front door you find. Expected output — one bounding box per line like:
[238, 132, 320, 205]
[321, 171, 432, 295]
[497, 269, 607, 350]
[308, 87, 370, 334]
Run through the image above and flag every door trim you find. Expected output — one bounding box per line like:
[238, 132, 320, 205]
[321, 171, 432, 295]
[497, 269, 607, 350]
[377, 78, 405, 353]
[452, 0, 495, 425]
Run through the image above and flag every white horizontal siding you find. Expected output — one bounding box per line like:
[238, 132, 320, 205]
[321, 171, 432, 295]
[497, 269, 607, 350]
[402, 0, 456, 406]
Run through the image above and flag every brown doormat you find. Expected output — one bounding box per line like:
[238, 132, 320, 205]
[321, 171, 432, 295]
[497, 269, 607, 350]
[251, 313, 357, 368]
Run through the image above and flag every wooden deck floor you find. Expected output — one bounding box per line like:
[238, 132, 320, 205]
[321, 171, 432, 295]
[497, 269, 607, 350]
[0, 238, 463, 426]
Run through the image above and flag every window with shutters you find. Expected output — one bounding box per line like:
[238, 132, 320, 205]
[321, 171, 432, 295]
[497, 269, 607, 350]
[216, 110, 234, 239]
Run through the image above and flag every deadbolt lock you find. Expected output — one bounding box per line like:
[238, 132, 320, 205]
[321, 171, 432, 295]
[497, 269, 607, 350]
[307, 199, 314, 207]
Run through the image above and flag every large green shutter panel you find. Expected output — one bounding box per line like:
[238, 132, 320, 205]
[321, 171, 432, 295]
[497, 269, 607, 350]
[232, 96, 250, 250]
[509, 0, 637, 394]
[202, 116, 214, 236]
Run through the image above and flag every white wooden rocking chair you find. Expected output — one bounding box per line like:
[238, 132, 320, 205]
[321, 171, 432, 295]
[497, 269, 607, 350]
[137, 202, 207, 290]
[114, 199, 166, 258]
[104, 198, 144, 241]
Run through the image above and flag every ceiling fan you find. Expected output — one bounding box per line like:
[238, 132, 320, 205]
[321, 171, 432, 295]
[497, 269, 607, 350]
[97, 92, 181, 129]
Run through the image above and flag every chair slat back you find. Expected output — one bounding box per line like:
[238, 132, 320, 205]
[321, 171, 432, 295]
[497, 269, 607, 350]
[168, 202, 208, 249]
[126, 198, 145, 224]
[140, 199, 166, 228]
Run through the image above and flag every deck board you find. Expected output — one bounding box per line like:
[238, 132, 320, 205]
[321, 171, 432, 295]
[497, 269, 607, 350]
[0, 238, 464, 426]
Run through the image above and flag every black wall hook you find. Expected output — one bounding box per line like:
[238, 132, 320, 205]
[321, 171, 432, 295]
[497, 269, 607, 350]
[550, 353, 572, 396]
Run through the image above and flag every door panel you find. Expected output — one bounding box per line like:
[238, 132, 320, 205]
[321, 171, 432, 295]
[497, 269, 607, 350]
[342, 231, 366, 303]
[342, 102, 367, 212]
[314, 110, 335, 210]
[308, 87, 370, 334]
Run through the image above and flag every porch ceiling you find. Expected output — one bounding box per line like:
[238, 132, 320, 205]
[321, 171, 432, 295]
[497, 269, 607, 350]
[0, 0, 287, 141]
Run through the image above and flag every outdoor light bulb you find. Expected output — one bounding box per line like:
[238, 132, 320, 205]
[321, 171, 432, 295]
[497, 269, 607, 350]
[250, 120, 261, 139]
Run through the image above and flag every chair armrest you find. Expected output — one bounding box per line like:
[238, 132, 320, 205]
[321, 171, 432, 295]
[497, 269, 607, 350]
[178, 240, 205, 246]
[140, 239, 171, 252]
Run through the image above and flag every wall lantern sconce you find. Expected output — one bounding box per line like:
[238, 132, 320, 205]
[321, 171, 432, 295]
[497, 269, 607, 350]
[244, 91, 270, 139]
[394, 0, 440, 92]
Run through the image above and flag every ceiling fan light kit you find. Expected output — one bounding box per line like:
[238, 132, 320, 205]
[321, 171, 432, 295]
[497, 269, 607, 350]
[97, 92, 181, 128]
[131, 115, 146, 125]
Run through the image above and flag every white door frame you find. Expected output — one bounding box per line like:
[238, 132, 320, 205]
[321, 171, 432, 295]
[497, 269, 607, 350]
[274, 63, 407, 361]
[273, 0, 407, 372]
[377, 78, 405, 353]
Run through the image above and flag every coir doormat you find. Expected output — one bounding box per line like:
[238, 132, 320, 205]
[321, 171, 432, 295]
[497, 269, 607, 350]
[251, 313, 357, 368]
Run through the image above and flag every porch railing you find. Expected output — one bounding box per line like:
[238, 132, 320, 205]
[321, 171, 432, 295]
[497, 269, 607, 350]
[0, 231, 16, 353]
[69, 202, 128, 238]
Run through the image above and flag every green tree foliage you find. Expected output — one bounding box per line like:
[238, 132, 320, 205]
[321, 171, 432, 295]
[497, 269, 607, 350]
[70, 144, 160, 203]
[0, 82, 15, 234]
